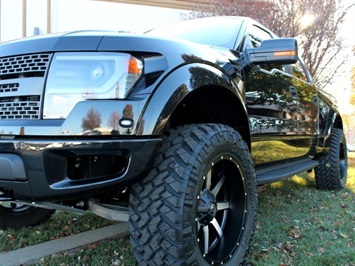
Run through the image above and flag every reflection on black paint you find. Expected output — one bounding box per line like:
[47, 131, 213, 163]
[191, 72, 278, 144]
[81, 107, 102, 131]
[107, 111, 120, 131]
[245, 65, 298, 135]
[245, 63, 318, 164]
[79, 104, 138, 135]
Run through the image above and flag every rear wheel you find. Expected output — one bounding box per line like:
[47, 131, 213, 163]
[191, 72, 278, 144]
[129, 124, 257, 265]
[0, 202, 54, 229]
[315, 128, 348, 190]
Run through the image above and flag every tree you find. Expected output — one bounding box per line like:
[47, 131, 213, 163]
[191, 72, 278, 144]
[81, 107, 102, 131]
[122, 104, 134, 119]
[183, 0, 275, 27]
[350, 66, 355, 106]
[184, 0, 354, 89]
[107, 111, 120, 130]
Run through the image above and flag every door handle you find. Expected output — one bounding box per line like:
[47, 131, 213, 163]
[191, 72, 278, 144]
[289, 86, 298, 99]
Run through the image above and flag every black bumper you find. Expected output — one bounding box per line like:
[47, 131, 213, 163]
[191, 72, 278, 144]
[0, 137, 161, 201]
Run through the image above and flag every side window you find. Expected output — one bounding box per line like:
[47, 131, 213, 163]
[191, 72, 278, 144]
[248, 25, 273, 48]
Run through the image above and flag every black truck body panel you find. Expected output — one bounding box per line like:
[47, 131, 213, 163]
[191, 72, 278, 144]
[0, 16, 342, 202]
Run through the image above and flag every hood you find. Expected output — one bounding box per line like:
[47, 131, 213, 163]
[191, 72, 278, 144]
[0, 31, 112, 57]
[1, 30, 232, 74]
[1, 30, 207, 57]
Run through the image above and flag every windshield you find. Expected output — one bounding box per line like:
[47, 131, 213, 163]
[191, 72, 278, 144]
[146, 17, 244, 49]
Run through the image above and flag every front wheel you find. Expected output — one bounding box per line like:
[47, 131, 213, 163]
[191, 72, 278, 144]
[315, 128, 348, 190]
[129, 124, 257, 265]
[0, 202, 54, 229]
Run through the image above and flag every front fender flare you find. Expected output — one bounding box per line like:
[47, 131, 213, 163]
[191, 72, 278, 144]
[138, 63, 248, 137]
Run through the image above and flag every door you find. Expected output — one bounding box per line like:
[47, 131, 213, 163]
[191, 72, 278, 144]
[242, 25, 303, 165]
[285, 59, 318, 155]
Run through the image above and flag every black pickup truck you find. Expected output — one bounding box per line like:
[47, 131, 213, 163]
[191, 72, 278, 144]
[0, 16, 348, 265]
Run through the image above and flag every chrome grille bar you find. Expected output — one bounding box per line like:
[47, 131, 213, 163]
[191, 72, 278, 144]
[0, 53, 51, 77]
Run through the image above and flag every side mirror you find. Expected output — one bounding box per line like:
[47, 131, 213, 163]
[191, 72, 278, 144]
[245, 38, 298, 66]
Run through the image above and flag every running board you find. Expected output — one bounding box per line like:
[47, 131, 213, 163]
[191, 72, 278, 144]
[256, 158, 319, 185]
[88, 200, 129, 222]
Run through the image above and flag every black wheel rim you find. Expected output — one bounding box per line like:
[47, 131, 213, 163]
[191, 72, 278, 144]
[0, 202, 33, 213]
[195, 155, 247, 264]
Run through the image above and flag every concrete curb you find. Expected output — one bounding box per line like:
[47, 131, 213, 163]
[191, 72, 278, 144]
[0, 222, 129, 266]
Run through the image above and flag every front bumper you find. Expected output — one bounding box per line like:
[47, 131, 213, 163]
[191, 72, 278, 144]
[0, 137, 161, 201]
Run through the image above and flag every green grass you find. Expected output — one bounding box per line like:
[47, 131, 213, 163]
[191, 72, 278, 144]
[0, 212, 116, 252]
[2, 160, 355, 266]
[247, 170, 355, 266]
[35, 236, 136, 265]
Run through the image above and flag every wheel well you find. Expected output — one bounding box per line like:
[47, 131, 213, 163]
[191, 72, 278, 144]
[166, 86, 251, 148]
[333, 115, 343, 131]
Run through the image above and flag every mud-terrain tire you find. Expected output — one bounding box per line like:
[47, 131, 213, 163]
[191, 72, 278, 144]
[0, 203, 54, 229]
[315, 128, 348, 190]
[129, 124, 257, 265]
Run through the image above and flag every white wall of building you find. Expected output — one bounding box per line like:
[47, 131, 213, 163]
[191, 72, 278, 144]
[0, 0, 24, 42]
[0, 0, 185, 43]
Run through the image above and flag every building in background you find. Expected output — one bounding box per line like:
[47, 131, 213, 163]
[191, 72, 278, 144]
[0, 0, 187, 43]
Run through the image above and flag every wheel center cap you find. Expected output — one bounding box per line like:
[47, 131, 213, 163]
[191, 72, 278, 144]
[210, 203, 216, 212]
[197, 190, 217, 225]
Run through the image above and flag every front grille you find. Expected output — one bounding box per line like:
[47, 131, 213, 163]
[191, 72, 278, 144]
[0, 96, 40, 119]
[0, 53, 51, 78]
[0, 53, 51, 120]
[0, 83, 19, 94]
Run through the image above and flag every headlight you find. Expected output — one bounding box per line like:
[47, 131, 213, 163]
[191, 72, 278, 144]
[43, 52, 143, 119]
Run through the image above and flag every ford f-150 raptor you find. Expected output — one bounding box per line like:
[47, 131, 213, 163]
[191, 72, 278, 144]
[0, 16, 348, 265]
